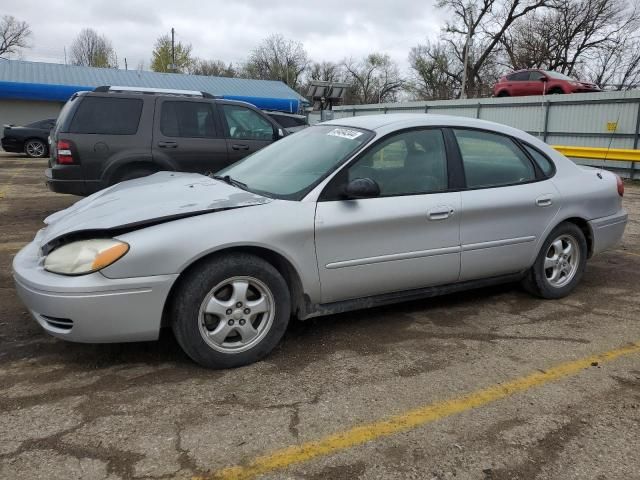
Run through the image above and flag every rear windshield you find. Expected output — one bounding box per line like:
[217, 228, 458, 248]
[68, 97, 143, 135]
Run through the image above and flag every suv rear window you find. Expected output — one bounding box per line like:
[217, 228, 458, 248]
[69, 97, 143, 135]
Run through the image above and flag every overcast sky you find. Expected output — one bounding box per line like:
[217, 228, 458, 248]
[7, 0, 444, 72]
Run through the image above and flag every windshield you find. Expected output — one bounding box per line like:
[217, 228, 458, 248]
[545, 71, 576, 81]
[217, 125, 373, 200]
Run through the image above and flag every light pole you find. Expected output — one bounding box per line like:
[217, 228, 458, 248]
[171, 27, 176, 72]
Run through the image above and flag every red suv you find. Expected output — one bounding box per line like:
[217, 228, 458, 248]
[493, 69, 601, 97]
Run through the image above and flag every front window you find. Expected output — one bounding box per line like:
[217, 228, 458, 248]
[217, 125, 373, 200]
[545, 71, 575, 81]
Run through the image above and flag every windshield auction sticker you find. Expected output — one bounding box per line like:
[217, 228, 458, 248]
[327, 128, 363, 140]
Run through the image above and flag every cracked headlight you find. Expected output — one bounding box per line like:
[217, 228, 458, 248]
[44, 239, 129, 275]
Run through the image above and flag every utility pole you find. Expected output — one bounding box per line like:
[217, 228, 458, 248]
[460, 4, 473, 99]
[171, 27, 176, 73]
[124, 57, 128, 70]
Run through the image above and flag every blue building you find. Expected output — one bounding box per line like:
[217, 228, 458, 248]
[0, 59, 306, 128]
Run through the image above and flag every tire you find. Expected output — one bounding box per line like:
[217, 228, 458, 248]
[113, 167, 157, 185]
[548, 88, 564, 95]
[24, 139, 47, 158]
[496, 91, 510, 97]
[522, 222, 587, 299]
[170, 253, 291, 369]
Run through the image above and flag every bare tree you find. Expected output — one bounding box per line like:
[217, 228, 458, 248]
[150, 34, 193, 73]
[190, 59, 237, 77]
[70, 28, 117, 68]
[243, 34, 309, 89]
[307, 61, 344, 83]
[0, 15, 31, 58]
[436, 0, 555, 97]
[503, 0, 639, 76]
[408, 42, 458, 99]
[343, 53, 404, 104]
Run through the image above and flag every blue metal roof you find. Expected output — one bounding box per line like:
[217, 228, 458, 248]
[0, 60, 307, 112]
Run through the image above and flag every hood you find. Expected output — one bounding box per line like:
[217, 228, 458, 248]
[40, 171, 271, 248]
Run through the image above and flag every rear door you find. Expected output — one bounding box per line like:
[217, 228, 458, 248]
[525, 71, 547, 95]
[452, 128, 560, 281]
[507, 71, 530, 96]
[152, 98, 229, 174]
[219, 104, 277, 163]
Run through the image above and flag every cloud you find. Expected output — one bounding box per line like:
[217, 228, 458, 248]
[9, 0, 444, 72]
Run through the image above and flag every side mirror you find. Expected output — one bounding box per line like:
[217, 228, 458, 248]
[274, 128, 285, 140]
[343, 177, 380, 199]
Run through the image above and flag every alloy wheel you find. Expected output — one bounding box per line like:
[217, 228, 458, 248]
[198, 276, 275, 353]
[544, 234, 580, 288]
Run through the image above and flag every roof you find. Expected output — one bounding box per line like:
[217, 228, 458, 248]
[0, 59, 307, 112]
[322, 113, 538, 140]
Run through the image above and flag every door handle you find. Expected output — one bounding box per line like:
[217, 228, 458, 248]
[536, 195, 553, 207]
[158, 141, 178, 148]
[428, 206, 455, 220]
[231, 144, 250, 150]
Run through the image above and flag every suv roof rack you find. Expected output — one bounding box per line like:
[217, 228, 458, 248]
[93, 85, 218, 98]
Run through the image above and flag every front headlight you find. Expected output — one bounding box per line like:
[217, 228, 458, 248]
[44, 239, 129, 275]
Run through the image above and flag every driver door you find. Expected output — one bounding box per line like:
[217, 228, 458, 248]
[314, 128, 461, 303]
[219, 104, 276, 163]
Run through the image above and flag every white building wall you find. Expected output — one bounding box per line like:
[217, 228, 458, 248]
[0, 99, 63, 134]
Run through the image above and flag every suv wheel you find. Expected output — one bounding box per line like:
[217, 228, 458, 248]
[522, 222, 587, 299]
[24, 139, 47, 158]
[171, 253, 291, 368]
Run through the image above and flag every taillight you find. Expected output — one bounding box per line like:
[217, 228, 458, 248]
[56, 140, 74, 164]
[616, 174, 624, 197]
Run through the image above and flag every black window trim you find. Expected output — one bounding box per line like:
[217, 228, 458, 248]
[446, 126, 550, 191]
[319, 125, 458, 202]
[158, 99, 220, 139]
[517, 139, 557, 179]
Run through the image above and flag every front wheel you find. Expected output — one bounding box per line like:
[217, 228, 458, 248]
[171, 254, 291, 368]
[522, 222, 587, 299]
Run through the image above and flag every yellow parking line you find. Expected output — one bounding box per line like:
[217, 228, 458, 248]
[197, 341, 640, 480]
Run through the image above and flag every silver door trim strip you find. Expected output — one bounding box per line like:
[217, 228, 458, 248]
[325, 245, 461, 269]
[462, 235, 536, 252]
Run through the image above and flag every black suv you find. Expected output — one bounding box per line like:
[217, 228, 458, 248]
[47, 86, 286, 195]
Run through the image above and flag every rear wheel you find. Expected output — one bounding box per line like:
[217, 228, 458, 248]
[496, 91, 510, 97]
[24, 139, 47, 158]
[522, 222, 587, 299]
[171, 253, 291, 368]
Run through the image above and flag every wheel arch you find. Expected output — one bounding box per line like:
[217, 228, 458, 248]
[105, 160, 160, 185]
[562, 217, 594, 258]
[162, 245, 307, 326]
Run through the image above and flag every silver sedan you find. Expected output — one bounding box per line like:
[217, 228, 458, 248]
[13, 114, 628, 368]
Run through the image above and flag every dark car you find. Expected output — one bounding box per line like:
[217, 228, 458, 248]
[47, 86, 286, 196]
[493, 70, 601, 97]
[264, 111, 308, 133]
[2, 119, 56, 158]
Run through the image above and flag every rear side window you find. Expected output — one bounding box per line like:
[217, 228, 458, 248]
[69, 97, 143, 135]
[507, 71, 529, 81]
[523, 144, 555, 177]
[160, 101, 217, 138]
[454, 129, 536, 188]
